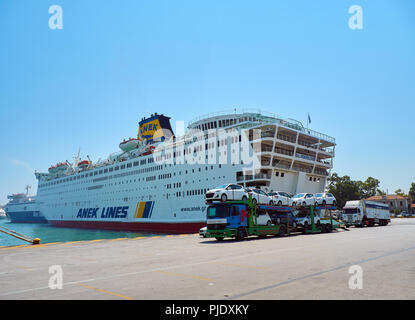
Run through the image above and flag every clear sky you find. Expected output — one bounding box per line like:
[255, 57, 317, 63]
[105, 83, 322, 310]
[0, 0, 414, 204]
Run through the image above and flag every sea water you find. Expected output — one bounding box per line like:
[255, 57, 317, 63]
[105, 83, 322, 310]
[0, 219, 160, 246]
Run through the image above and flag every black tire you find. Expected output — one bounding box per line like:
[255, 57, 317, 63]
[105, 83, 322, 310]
[326, 224, 332, 233]
[221, 194, 227, 202]
[302, 201, 306, 207]
[236, 228, 246, 241]
[292, 202, 296, 208]
[279, 224, 286, 236]
[333, 200, 337, 207]
[321, 224, 327, 233]
[315, 202, 319, 207]
[303, 221, 309, 232]
[278, 201, 282, 206]
[266, 221, 272, 226]
[322, 200, 326, 206]
[215, 237, 224, 241]
[269, 201, 274, 205]
[242, 196, 248, 201]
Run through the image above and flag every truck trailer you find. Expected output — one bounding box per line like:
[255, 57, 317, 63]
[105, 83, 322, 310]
[342, 200, 390, 227]
[205, 197, 342, 241]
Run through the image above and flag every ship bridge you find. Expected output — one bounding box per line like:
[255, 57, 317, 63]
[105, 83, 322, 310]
[188, 109, 336, 194]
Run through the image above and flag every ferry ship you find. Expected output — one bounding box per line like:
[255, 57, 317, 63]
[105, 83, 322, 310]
[35, 109, 336, 233]
[4, 186, 47, 223]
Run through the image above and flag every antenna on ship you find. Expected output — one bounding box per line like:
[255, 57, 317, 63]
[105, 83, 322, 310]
[25, 185, 31, 196]
[74, 148, 81, 166]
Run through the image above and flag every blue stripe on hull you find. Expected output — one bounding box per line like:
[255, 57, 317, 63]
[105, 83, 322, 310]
[6, 211, 48, 223]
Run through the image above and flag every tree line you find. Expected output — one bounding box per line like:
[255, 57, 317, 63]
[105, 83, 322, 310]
[327, 173, 415, 208]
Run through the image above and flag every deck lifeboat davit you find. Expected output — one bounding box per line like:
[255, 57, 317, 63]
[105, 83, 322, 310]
[77, 160, 91, 170]
[119, 138, 139, 152]
[141, 145, 156, 156]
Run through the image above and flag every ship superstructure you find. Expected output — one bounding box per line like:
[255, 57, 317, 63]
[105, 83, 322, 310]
[35, 109, 336, 233]
[4, 186, 47, 223]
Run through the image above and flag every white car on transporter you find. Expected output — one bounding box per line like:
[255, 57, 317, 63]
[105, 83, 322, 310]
[267, 191, 292, 206]
[291, 193, 315, 208]
[204, 184, 249, 203]
[314, 192, 337, 207]
[246, 188, 274, 206]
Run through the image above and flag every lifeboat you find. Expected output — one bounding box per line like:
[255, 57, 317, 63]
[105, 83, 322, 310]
[78, 160, 91, 170]
[55, 162, 69, 172]
[48, 165, 57, 174]
[119, 138, 139, 152]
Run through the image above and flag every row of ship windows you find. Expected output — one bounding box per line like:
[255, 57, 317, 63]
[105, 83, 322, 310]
[39, 175, 229, 198]
[44, 190, 211, 208]
[195, 117, 256, 131]
[40, 163, 225, 191]
[42, 187, 212, 207]
[39, 158, 157, 188]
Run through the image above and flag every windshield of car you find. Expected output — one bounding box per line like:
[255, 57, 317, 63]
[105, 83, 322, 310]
[214, 184, 228, 189]
[315, 193, 323, 197]
[268, 192, 276, 196]
[293, 194, 305, 198]
[207, 205, 230, 218]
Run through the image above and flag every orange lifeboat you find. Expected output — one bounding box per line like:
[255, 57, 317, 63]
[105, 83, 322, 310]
[78, 160, 91, 170]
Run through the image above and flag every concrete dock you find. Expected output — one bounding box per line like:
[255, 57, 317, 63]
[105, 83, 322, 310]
[1, 219, 415, 300]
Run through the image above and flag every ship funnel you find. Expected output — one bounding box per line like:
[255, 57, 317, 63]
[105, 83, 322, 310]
[138, 113, 174, 143]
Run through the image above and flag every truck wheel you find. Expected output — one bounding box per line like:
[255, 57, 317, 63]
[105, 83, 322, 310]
[215, 237, 224, 241]
[321, 224, 327, 233]
[326, 224, 332, 233]
[221, 194, 227, 202]
[236, 228, 246, 241]
[279, 225, 286, 236]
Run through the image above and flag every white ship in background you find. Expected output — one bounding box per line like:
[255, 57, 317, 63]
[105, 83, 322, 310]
[35, 109, 336, 233]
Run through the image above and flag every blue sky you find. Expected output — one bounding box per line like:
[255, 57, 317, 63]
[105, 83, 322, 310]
[0, 0, 414, 204]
